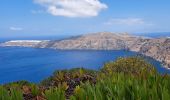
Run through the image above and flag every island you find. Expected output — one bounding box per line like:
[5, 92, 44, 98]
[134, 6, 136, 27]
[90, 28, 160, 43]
[0, 32, 170, 69]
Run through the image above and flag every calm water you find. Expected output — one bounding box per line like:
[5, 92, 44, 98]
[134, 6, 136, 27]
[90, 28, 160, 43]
[0, 47, 169, 84]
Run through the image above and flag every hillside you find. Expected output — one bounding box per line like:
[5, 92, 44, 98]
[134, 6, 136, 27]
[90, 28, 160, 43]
[0, 32, 170, 68]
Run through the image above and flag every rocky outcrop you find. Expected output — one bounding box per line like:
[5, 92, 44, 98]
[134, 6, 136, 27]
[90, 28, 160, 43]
[0, 32, 170, 69]
[130, 38, 170, 68]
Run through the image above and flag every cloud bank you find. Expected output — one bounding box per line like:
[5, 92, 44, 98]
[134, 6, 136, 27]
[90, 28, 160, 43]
[34, 0, 107, 18]
[105, 18, 153, 26]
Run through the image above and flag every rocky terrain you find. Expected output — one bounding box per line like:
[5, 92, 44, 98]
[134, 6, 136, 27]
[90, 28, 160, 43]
[130, 38, 170, 68]
[0, 32, 170, 69]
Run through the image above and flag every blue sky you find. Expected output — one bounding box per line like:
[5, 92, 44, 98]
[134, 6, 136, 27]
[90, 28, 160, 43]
[0, 0, 170, 38]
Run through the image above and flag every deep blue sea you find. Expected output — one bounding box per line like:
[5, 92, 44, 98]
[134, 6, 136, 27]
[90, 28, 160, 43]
[0, 47, 169, 84]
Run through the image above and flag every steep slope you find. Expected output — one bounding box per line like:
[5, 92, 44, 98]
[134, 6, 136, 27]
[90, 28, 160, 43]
[130, 38, 170, 68]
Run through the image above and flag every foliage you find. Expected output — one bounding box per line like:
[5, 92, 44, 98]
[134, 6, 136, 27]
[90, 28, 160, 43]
[52, 68, 97, 79]
[101, 57, 156, 75]
[30, 84, 40, 96]
[0, 86, 23, 100]
[10, 88, 23, 100]
[72, 73, 170, 100]
[40, 68, 97, 86]
[0, 86, 10, 100]
[44, 87, 65, 100]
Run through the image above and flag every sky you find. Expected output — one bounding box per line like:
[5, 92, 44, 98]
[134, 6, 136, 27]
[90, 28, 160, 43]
[0, 0, 170, 38]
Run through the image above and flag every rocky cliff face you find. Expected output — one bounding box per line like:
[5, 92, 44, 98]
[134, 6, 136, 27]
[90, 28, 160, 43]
[130, 38, 170, 68]
[0, 32, 170, 69]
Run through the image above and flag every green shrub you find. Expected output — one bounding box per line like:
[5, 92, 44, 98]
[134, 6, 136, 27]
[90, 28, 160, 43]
[30, 84, 40, 96]
[0, 86, 10, 100]
[40, 68, 97, 87]
[52, 68, 97, 79]
[0, 86, 23, 100]
[101, 57, 156, 76]
[44, 87, 65, 100]
[10, 88, 23, 100]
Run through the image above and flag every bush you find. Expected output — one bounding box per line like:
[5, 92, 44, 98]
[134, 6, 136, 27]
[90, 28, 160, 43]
[40, 68, 97, 86]
[0, 86, 10, 100]
[44, 87, 65, 100]
[30, 84, 40, 96]
[10, 88, 23, 100]
[101, 57, 156, 76]
[0, 86, 23, 100]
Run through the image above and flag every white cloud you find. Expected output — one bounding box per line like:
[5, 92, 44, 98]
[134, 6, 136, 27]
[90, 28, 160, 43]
[34, 0, 108, 18]
[104, 18, 153, 26]
[10, 27, 23, 31]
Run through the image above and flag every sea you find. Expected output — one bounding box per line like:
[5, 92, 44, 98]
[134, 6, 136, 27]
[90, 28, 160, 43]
[0, 35, 170, 84]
